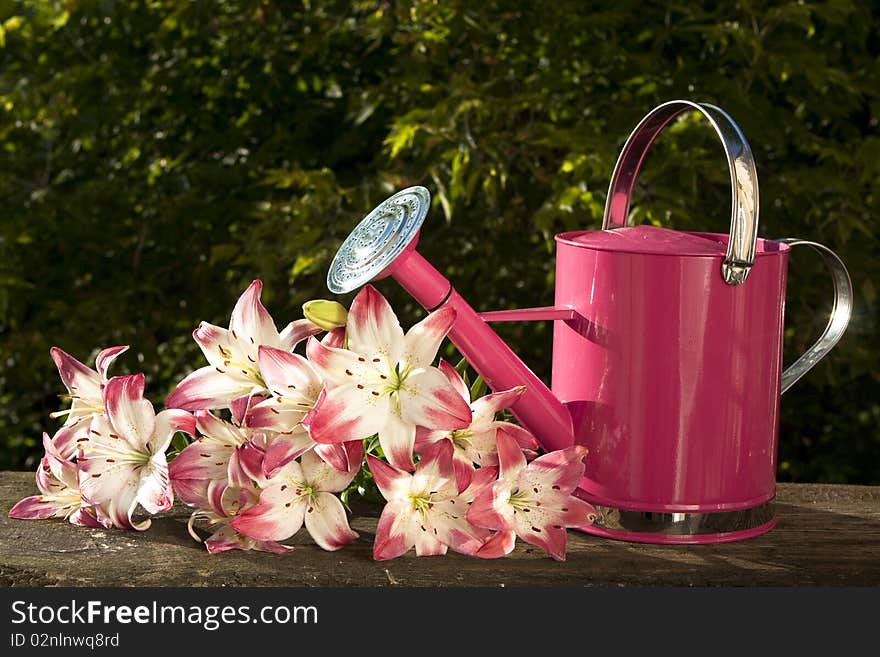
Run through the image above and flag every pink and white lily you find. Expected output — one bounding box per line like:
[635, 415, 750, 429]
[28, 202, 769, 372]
[48, 345, 128, 457]
[187, 484, 292, 555]
[165, 280, 321, 411]
[169, 409, 264, 509]
[467, 427, 597, 560]
[307, 285, 472, 470]
[367, 441, 489, 560]
[231, 449, 359, 551]
[416, 359, 538, 492]
[8, 431, 108, 528]
[245, 344, 362, 474]
[78, 374, 195, 530]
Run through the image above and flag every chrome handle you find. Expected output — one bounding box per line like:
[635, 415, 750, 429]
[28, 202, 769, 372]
[602, 100, 760, 286]
[778, 239, 853, 393]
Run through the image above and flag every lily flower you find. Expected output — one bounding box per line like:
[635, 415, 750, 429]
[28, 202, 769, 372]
[246, 345, 359, 474]
[416, 359, 538, 492]
[247, 346, 323, 432]
[169, 409, 265, 508]
[231, 449, 359, 551]
[367, 441, 489, 560]
[48, 345, 129, 457]
[187, 485, 292, 555]
[8, 431, 108, 528]
[467, 427, 598, 561]
[165, 280, 321, 411]
[306, 285, 471, 470]
[78, 374, 195, 530]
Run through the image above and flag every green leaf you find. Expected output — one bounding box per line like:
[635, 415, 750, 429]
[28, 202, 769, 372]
[50, 10, 70, 31]
[470, 375, 486, 402]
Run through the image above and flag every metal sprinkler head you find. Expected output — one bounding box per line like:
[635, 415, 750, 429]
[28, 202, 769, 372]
[327, 186, 431, 295]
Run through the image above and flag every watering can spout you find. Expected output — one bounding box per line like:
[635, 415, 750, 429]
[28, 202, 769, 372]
[327, 187, 577, 454]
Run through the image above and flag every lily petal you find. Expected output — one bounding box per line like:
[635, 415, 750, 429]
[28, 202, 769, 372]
[426, 498, 488, 556]
[77, 458, 142, 530]
[258, 346, 322, 398]
[345, 285, 404, 367]
[52, 420, 89, 460]
[460, 465, 499, 501]
[378, 411, 416, 471]
[165, 366, 255, 411]
[402, 307, 456, 369]
[321, 327, 347, 349]
[451, 449, 475, 493]
[169, 439, 231, 485]
[413, 528, 448, 557]
[229, 280, 281, 356]
[466, 483, 515, 532]
[170, 477, 212, 510]
[372, 499, 416, 561]
[231, 485, 306, 541]
[95, 345, 129, 382]
[8, 494, 77, 520]
[155, 409, 196, 453]
[437, 359, 469, 403]
[495, 421, 540, 454]
[195, 410, 247, 447]
[235, 440, 269, 487]
[471, 386, 527, 428]
[305, 336, 383, 385]
[366, 454, 411, 502]
[495, 427, 528, 483]
[525, 444, 588, 493]
[246, 398, 310, 433]
[68, 507, 107, 529]
[304, 492, 358, 550]
[204, 526, 292, 555]
[193, 322, 238, 369]
[476, 530, 516, 559]
[50, 347, 101, 402]
[103, 374, 157, 453]
[550, 495, 599, 527]
[136, 456, 174, 515]
[262, 432, 315, 479]
[312, 439, 362, 473]
[229, 393, 266, 426]
[279, 318, 323, 351]
[41, 432, 78, 490]
[306, 383, 389, 444]
[299, 449, 358, 493]
[410, 440, 457, 494]
[399, 367, 472, 430]
[513, 520, 569, 561]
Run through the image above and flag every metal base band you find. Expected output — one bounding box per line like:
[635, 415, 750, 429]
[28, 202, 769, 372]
[578, 499, 775, 545]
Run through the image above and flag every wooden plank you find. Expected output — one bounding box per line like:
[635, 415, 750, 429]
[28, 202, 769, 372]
[1, 471, 878, 587]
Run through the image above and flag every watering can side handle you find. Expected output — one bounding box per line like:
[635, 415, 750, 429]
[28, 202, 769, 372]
[602, 100, 760, 286]
[776, 239, 853, 394]
[477, 306, 580, 322]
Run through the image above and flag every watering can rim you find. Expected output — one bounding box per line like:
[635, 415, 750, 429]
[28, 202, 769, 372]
[555, 227, 792, 258]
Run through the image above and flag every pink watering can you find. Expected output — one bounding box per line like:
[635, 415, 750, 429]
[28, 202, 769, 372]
[327, 100, 853, 544]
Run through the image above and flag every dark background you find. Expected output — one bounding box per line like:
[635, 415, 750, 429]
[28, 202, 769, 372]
[0, 1, 877, 482]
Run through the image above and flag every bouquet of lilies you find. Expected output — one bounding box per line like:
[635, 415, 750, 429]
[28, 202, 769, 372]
[9, 281, 597, 560]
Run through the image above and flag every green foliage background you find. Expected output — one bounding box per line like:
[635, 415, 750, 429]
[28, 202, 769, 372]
[0, 1, 877, 482]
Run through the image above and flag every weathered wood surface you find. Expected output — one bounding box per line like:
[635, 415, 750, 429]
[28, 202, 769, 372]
[1, 471, 878, 587]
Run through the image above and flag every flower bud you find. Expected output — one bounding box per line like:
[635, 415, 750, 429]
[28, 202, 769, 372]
[302, 299, 348, 330]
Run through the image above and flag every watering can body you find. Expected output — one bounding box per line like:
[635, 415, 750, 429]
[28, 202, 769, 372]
[554, 228, 788, 541]
[327, 100, 852, 544]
